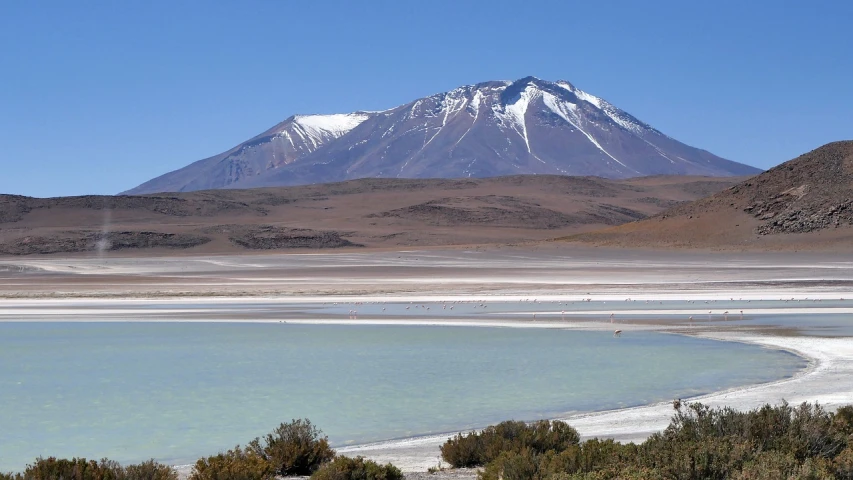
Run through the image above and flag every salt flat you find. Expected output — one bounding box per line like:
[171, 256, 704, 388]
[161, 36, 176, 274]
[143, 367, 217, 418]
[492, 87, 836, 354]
[1, 247, 852, 299]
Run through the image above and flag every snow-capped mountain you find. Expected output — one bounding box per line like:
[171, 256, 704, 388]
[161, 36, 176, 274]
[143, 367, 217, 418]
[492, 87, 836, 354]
[125, 77, 760, 194]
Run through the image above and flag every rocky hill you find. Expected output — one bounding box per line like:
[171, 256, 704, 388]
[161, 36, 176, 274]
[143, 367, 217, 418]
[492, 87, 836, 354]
[124, 77, 759, 194]
[565, 141, 853, 250]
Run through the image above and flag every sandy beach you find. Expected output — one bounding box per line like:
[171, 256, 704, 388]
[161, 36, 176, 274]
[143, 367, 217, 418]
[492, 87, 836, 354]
[2, 247, 852, 473]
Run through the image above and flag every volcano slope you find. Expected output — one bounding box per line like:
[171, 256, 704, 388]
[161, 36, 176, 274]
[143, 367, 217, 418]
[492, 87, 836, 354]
[565, 141, 853, 251]
[0, 175, 742, 256]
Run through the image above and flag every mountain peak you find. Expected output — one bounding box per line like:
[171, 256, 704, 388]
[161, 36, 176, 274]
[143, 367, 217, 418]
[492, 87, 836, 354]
[555, 79, 578, 91]
[123, 78, 761, 194]
[513, 75, 542, 84]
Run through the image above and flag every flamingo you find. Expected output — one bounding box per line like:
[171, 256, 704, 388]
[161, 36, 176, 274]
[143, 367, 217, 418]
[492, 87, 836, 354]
[613, 329, 622, 337]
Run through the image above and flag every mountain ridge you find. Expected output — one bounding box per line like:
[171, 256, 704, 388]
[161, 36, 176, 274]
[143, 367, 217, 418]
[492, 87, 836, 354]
[125, 77, 760, 194]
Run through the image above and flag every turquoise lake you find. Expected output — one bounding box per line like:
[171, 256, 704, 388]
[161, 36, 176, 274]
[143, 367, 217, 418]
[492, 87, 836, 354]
[0, 322, 805, 471]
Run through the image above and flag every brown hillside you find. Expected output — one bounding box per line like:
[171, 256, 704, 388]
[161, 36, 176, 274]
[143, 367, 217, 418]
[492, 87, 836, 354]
[0, 175, 741, 256]
[565, 141, 853, 250]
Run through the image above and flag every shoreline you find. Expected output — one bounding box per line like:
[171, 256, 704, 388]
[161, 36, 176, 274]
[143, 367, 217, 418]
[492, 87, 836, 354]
[334, 326, 851, 472]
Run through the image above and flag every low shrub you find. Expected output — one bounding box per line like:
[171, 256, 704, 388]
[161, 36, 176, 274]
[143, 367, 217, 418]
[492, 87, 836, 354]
[480, 448, 541, 480]
[122, 460, 178, 480]
[17, 457, 120, 480]
[7, 458, 176, 480]
[462, 402, 853, 480]
[832, 405, 853, 436]
[661, 401, 846, 461]
[309, 456, 403, 480]
[544, 466, 662, 480]
[248, 418, 335, 476]
[479, 446, 660, 480]
[438, 431, 483, 468]
[440, 420, 580, 467]
[189, 446, 273, 480]
[833, 446, 853, 479]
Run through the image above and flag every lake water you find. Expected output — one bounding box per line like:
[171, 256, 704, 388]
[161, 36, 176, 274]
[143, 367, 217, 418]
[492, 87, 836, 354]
[0, 321, 805, 472]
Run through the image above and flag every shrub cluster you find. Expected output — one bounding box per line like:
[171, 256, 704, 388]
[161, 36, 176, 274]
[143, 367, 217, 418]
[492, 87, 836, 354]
[2, 419, 334, 480]
[442, 402, 853, 480]
[0, 457, 177, 480]
[189, 446, 273, 480]
[310, 456, 403, 480]
[441, 420, 581, 468]
[190, 419, 335, 480]
[9, 405, 853, 480]
[248, 418, 336, 476]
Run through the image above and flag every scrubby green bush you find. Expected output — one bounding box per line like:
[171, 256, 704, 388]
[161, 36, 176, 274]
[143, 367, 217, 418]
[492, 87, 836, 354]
[189, 446, 273, 480]
[309, 456, 403, 480]
[479, 447, 660, 480]
[545, 466, 662, 480]
[122, 460, 178, 480]
[6, 458, 176, 480]
[440, 420, 580, 467]
[832, 446, 853, 479]
[442, 402, 853, 480]
[247, 418, 335, 476]
[480, 448, 541, 480]
[832, 406, 853, 436]
[18, 457, 121, 480]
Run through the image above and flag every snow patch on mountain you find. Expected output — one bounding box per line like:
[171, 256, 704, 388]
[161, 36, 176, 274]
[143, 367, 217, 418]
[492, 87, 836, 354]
[605, 109, 645, 134]
[468, 90, 482, 116]
[542, 92, 637, 173]
[554, 81, 646, 135]
[452, 90, 483, 149]
[292, 113, 370, 138]
[575, 90, 604, 109]
[494, 84, 540, 154]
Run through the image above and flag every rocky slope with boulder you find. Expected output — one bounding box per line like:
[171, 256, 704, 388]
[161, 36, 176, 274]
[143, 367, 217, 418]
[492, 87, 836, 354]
[565, 141, 853, 250]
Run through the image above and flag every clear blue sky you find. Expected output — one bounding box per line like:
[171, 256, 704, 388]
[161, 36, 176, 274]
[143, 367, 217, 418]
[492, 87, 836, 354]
[1, 0, 850, 197]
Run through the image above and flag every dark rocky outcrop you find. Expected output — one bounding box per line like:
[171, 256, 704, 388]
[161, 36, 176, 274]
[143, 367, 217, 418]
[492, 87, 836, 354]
[0, 231, 211, 255]
[227, 226, 360, 249]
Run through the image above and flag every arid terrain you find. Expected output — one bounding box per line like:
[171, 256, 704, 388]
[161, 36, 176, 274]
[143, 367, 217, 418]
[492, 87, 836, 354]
[565, 141, 853, 251]
[0, 175, 741, 256]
